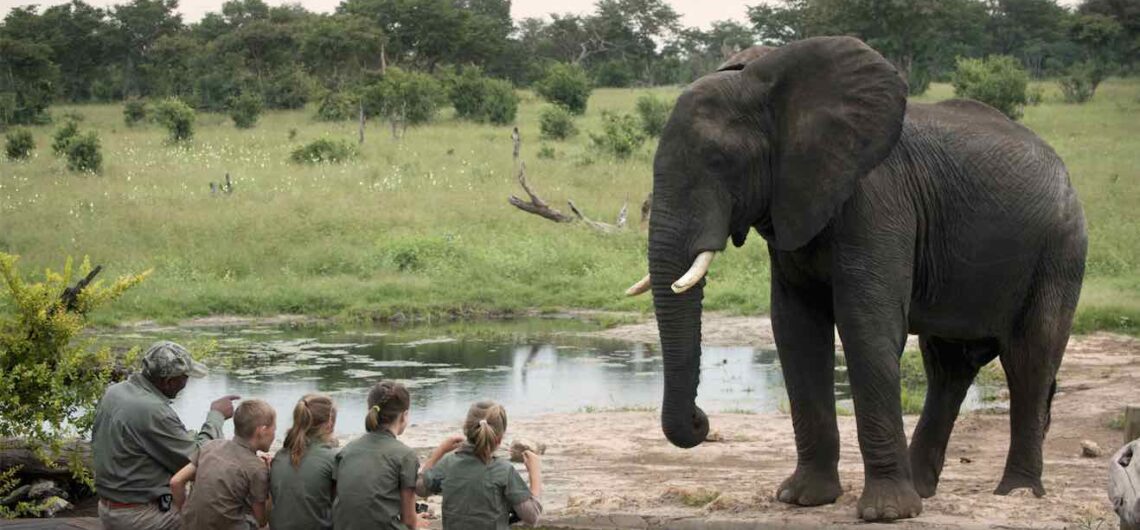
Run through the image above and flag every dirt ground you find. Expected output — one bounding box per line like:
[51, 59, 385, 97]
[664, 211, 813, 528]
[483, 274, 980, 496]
[397, 314, 1138, 529]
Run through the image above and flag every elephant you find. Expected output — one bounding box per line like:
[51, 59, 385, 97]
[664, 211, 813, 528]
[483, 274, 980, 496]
[624, 36, 1087, 521]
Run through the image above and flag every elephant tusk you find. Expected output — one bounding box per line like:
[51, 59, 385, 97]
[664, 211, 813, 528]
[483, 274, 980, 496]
[672, 251, 715, 294]
[625, 274, 651, 297]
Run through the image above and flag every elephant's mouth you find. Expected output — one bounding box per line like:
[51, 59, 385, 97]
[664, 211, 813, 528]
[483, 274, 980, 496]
[625, 250, 717, 297]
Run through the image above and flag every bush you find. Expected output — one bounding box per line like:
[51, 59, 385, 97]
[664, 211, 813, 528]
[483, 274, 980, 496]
[360, 67, 447, 131]
[290, 138, 357, 164]
[906, 66, 932, 96]
[263, 68, 314, 110]
[1058, 61, 1108, 103]
[482, 79, 519, 126]
[4, 128, 34, 161]
[51, 120, 79, 155]
[635, 94, 674, 137]
[951, 55, 1029, 120]
[123, 99, 148, 127]
[535, 63, 592, 115]
[1026, 85, 1045, 106]
[539, 105, 577, 140]
[152, 98, 196, 142]
[316, 91, 356, 122]
[590, 111, 646, 159]
[227, 92, 264, 129]
[65, 132, 102, 173]
[0, 254, 148, 488]
[537, 145, 556, 159]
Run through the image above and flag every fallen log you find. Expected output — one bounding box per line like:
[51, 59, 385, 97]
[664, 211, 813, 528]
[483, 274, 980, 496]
[0, 439, 92, 481]
[507, 163, 574, 223]
[1110, 440, 1140, 530]
[567, 199, 623, 233]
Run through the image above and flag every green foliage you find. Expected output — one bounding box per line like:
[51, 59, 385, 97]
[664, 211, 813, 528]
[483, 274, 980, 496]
[152, 98, 196, 142]
[290, 137, 358, 164]
[1059, 61, 1109, 103]
[0, 254, 148, 486]
[481, 79, 519, 126]
[51, 120, 79, 156]
[535, 63, 592, 115]
[589, 111, 646, 159]
[64, 132, 103, 174]
[0, 38, 58, 126]
[539, 105, 577, 140]
[446, 69, 519, 125]
[316, 91, 356, 122]
[4, 128, 35, 161]
[952, 55, 1030, 120]
[634, 93, 674, 137]
[227, 92, 264, 129]
[907, 66, 933, 96]
[360, 67, 447, 130]
[263, 68, 314, 110]
[123, 99, 148, 127]
[537, 145, 556, 159]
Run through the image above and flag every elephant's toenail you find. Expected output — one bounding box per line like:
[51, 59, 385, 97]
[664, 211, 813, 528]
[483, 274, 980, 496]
[862, 508, 878, 520]
[883, 508, 899, 520]
[778, 490, 793, 503]
[798, 495, 810, 506]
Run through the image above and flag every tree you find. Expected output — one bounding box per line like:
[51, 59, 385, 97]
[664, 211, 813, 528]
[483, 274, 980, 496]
[0, 38, 59, 126]
[359, 67, 447, 137]
[300, 14, 384, 90]
[110, 0, 183, 97]
[535, 63, 592, 114]
[986, 0, 1074, 77]
[0, 2, 115, 102]
[1079, 0, 1140, 71]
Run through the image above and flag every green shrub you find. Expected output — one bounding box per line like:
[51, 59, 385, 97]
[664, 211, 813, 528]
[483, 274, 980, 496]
[227, 92, 264, 129]
[951, 55, 1030, 120]
[316, 91, 355, 122]
[907, 66, 932, 96]
[290, 138, 357, 164]
[535, 63, 592, 115]
[65, 132, 102, 173]
[1026, 85, 1045, 106]
[1058, 61, 1108, 103]
[152, 98, 196, 142]
[539, 105, 577, 140]
[4, 128, 34, 161]
[481, 79, 519, 125]
[537, 145, 556, 159]
[449, 68, 489, 121]
[0, 254, 147, 488]
[360, 67, 447, 131]
[635, 94, 674, 137]
[51, 120, 79, 155]
[590, 111, 646, 159]
[263, 68, 314, 110]
[123, 99, 148, 127]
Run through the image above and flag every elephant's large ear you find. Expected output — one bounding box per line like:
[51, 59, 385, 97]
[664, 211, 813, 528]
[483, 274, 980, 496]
[745, 37, 907, 251]
[716, 46, 774, 72]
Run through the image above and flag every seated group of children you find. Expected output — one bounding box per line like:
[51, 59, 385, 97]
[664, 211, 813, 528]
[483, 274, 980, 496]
[170, 380, 543, 530]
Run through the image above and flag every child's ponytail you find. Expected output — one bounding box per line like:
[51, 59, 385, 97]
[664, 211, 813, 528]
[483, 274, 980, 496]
[282, 394, 336, 468]
[464, 401, 507, 464]
[365, 381, 410, 433]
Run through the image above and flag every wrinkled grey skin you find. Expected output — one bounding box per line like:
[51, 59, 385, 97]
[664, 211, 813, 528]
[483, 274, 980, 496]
[648, 37, 1086, 522]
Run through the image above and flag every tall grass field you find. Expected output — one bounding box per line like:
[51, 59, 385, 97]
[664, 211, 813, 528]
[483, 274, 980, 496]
[1, 81, 1137, 333]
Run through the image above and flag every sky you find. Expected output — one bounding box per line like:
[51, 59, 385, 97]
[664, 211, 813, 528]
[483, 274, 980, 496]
[0, 0, 753, 29]
[0, 0, 1084, 29]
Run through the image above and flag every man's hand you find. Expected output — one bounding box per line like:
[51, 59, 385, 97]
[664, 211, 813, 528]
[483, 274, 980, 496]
[258, 453, 273, 468]
[210, 395, 241, 419]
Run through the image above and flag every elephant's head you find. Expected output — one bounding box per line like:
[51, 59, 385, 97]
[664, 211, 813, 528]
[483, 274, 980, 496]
[626, 37, 908, 449]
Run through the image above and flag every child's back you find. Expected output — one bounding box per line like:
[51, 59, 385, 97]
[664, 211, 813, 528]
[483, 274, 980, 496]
[422, 445, 535, 530]
[181, 438, 269, 530]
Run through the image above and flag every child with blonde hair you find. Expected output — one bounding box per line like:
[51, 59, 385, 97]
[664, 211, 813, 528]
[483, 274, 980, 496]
[333, 381, 426, 530]
[269, 393, 337, 530]
[417, 400, 543, 529]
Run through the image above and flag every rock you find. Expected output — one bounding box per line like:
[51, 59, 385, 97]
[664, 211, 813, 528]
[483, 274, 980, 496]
[705, 429, 725, 442]
[960, 457, 973, 464]
[38, 496, 72, 517]
[1081, 440, 1103, 458]
[27, 479, 65, 501]
[509, 439, 547, 463]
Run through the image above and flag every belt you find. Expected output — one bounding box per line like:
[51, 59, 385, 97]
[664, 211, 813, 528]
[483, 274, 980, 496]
[99, 498, 150, 509]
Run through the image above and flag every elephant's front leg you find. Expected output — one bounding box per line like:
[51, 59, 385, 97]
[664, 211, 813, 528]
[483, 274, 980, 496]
[834, 249, 922, 521]
[771, 267, 842, 506]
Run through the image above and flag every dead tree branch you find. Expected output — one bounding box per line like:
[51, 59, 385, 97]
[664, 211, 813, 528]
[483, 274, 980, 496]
[568, 200, 619, 233]
[508, 163, 574, 223]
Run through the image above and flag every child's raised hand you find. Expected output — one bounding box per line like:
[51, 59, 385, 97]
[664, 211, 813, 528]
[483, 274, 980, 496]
[522, 450, 541, 470]
[438, 434, 465, 454]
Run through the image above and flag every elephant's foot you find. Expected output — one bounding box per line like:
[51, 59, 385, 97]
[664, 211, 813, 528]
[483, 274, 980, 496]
[994, 471, 1046, 497]
[909, 448, 943, 499]
[776, 466, 842, 507]
[857, 477, 922, 521]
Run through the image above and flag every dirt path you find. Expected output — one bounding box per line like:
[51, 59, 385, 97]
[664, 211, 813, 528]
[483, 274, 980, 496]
[398, 315, 1137, 529]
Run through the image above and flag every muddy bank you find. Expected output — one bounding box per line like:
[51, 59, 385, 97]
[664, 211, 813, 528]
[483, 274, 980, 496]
[394, 317, 1137, 529]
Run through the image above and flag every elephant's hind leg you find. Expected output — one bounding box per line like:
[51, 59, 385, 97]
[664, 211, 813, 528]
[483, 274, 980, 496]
[994, 258, 1081, 497]
[909, 336, 999, 498]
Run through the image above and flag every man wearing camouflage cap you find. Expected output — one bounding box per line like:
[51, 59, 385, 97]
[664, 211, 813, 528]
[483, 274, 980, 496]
[92, 341, 240, 530]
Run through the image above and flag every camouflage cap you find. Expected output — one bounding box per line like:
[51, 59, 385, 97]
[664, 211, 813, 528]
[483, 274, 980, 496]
[141, 341, 209, 379]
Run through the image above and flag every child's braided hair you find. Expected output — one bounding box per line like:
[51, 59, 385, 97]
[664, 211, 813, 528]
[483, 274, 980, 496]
[365, 380, 410, 432]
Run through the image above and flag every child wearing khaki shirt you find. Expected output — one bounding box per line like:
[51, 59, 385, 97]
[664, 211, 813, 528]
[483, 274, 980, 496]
[172, 399, 277, 530]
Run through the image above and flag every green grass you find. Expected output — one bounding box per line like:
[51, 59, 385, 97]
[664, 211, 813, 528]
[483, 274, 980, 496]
[0, 81, 1136, 330]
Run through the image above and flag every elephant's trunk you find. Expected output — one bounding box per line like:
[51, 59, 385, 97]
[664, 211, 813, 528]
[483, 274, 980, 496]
[649, 208, 711, 449]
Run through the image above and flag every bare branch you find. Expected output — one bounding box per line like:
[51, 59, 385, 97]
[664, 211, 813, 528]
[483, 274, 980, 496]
[568, 199, 619, 233]
[508, 163, 574, 223]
